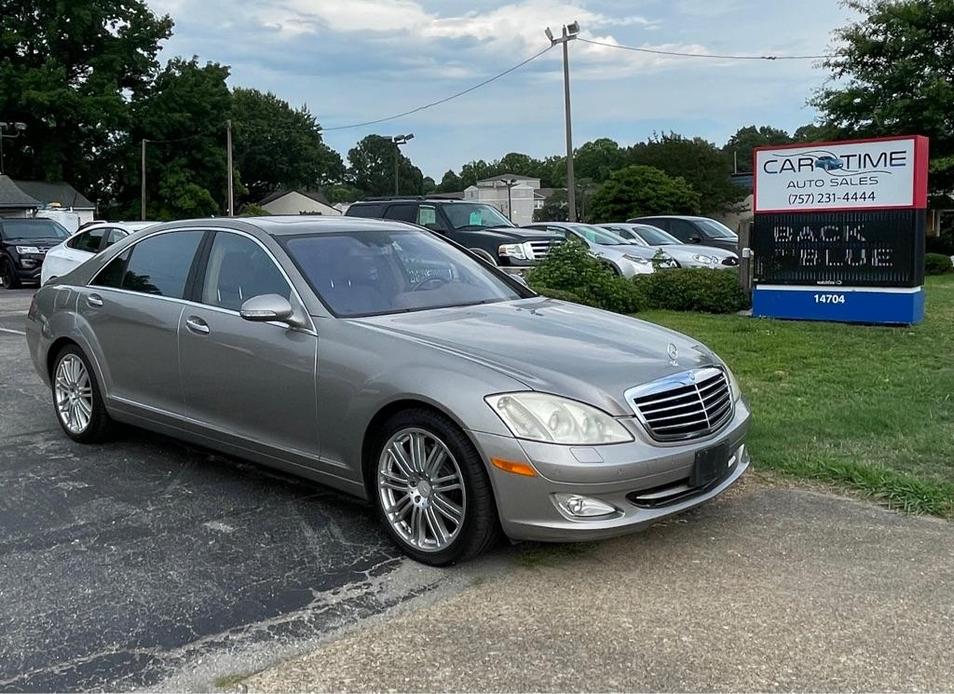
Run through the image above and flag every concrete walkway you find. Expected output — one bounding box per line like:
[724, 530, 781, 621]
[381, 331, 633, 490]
[244, 480, 954, 692]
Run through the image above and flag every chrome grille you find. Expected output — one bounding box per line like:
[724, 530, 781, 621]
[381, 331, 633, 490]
[626, 367, 733, 441]
[528, 239, 561, 261]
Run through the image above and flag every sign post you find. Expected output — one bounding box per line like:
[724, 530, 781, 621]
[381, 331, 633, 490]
[751, 135, 929, 325]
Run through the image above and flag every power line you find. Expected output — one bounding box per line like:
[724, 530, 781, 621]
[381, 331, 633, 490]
[319, 45, 554, 132]
[577, 36, 831, 61]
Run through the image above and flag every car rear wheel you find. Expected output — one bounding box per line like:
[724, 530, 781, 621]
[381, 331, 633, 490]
[52, 345, 114, 443]
[0, 258, 20, 289]
[372, 409, 499, 566]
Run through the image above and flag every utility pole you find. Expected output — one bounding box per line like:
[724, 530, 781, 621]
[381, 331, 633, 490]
[226, 119, 234, 216]
[546, 22, 580, 222]
[391, 133, 414, 196]
[141, 139, 147, 221]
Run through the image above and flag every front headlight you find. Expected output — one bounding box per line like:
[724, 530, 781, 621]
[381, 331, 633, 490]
[486, 392, 633, 445]
[622, 254, 651, 264]
[692, 254, 716, 264]
[16, 246, 41, 255]
[498, 243, 529, 260]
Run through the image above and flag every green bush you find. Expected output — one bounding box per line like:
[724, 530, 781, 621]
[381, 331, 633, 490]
[527, 240, 643, 313]
[633, 268, 750, 313]
[925, 252, 954, 275]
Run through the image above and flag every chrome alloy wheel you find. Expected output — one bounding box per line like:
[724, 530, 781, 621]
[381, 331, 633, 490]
[54, 354, 93, 435]
[377, 428, 466, 553]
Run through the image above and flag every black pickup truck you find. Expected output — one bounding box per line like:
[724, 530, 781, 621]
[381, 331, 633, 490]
[345, 197, 562, 269]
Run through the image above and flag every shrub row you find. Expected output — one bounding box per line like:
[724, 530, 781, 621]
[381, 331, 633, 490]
[527, 240, 749, 314]
[925, 252, 954, 275]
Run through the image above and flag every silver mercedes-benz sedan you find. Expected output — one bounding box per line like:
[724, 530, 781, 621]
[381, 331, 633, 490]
[26, 216, 750, 566]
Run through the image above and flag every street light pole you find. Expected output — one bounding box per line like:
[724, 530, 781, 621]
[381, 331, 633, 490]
[545, 22, 579, 222]
[0, 122, 27, 176]
[391, 133, 414, 196]
[141, 139, 148, 221]
[501, 178, 517, 221]
[226, 119, 234, 216]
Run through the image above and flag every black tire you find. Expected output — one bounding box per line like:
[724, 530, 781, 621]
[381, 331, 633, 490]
[0, 258, 20, 289]
[369, 408, 500, 566]
[51, 344, 115, 443]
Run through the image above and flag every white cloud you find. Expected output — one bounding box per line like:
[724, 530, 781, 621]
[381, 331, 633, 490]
[264, 0, 655, 55]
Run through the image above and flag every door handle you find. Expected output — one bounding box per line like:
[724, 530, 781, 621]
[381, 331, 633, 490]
[185, 316, 210, 335]
[87, 294, 103, 308]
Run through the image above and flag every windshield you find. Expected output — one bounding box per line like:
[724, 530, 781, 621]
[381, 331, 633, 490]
[443, 203, 514, 230]
[569, 224, 629, 246]
[1, 219, 70, 241]
[696, 219, 738, 239]
[632, 225, 683, 246]
[284, 229, 527, 318]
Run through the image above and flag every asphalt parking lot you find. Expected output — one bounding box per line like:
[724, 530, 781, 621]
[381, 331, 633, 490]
[0, 289, 453, 691]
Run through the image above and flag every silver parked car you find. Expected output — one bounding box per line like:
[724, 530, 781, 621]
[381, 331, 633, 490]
[598, 223, 740, 269]
[524, 222, 677, 275]
[26, 217, 751, 565]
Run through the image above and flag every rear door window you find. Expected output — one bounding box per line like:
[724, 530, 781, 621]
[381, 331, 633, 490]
[117, 231, 204, 298]
[347, 203, 386, 218]
[668, 220, 698, 242]
[383, 204, 419, 223]
[68, 228, 107, 253]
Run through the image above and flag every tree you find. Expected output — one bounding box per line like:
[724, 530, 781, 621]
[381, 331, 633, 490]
[533, 189, 569, 222]
[629, 133, 744, 214]
[722, 126, 792, 172]
[115, 58, 233, 219]
[574, 138, 627, 182]
[812, 0, 954, 197]
[347, 135, 423, 197]
[0, 0, 173, 199]
[231, 88, 343, 203]
[588, 165, 701, 223]
[436, 169, 463, 193]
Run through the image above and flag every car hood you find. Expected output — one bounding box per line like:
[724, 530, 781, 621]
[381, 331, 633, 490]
[355, 298, 717, 416]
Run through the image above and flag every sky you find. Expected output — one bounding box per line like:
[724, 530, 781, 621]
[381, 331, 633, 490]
[148, 0, 854, 179]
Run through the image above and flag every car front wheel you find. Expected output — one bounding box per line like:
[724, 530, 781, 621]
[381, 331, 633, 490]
[0, 258, 20, 289]
[372, 409, 499, 566]
[52, 345, 114, 443]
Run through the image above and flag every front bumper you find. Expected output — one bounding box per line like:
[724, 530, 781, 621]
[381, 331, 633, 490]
[474, 398, 751, 542]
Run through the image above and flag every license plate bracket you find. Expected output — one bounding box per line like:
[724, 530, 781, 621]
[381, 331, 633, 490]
[691, 442, 729, 488]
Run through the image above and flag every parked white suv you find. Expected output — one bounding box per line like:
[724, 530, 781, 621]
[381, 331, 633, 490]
[42, 221, 158, 285]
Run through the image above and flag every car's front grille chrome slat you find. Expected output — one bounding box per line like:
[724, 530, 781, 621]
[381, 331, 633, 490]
[527, 239, 562, 261]
[626, 367, 734, 442]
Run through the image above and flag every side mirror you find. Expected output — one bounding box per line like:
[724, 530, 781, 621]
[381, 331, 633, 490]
[240, 294, 295, 324]
[688, 234, 702, 244]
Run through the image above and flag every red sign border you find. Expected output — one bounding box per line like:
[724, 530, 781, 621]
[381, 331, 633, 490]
[752, 134, 929, 214]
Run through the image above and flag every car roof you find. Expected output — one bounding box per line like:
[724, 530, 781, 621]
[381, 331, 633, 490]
[148, 215, 420, 238]
[631, 215, 708, 221]
[350, 198, 478, 206]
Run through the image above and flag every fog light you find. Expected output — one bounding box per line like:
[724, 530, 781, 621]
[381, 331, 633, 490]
[553, 493, 616, 518]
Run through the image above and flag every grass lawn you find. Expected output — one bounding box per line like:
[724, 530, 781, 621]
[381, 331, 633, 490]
[641, 273, 954, 518]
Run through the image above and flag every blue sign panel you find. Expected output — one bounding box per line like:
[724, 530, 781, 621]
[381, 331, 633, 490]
[753, 285, 925, 325]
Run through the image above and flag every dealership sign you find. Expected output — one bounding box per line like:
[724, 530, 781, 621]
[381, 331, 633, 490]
[754, 136, 929, 213]
[751, 135, 929, 325]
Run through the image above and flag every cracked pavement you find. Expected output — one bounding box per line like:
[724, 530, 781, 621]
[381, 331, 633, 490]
[0, 290, 451, 692]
